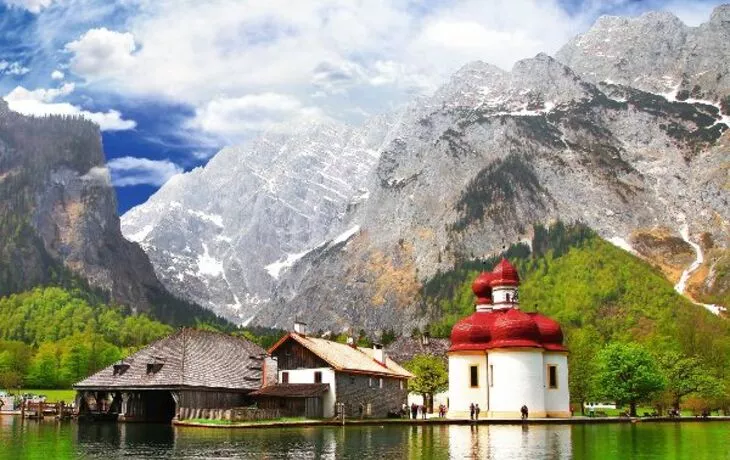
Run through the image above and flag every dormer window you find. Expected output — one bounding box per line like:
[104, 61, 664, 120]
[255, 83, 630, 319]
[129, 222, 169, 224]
[146, 356, 165, 374]
[112, 361, 130, 376]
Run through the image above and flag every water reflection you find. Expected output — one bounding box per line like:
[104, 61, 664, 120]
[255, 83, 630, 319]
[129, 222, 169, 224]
[448, 424, 572, 459]
[1, 417, 728, 460]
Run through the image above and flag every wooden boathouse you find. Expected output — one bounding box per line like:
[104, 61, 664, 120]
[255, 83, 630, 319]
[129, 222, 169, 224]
[74, 328, 268, 423]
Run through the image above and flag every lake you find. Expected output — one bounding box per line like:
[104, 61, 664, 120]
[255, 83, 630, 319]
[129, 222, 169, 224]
[1, 417, 729, 459]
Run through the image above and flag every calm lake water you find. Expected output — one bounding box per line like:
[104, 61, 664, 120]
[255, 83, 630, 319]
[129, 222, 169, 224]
[1, 417, 729, 460]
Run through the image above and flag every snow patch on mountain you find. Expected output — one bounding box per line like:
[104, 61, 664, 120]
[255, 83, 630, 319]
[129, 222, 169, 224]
[197, 243, 224, 277]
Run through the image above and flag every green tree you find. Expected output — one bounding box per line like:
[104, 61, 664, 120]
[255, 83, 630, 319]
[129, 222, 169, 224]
[404, 354, 448, 412]
[567, 327, 601, 414]
[26, 342, 62, 388]
[596, 343, 665, 416]
[658, 351, 724, 411]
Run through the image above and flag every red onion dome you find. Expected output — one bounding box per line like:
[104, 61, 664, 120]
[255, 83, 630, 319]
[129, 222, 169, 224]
[531, 313, 567, 352]
[449, 312, 496, 352]
[491, 258, 520, 287]
[488, 309, 542, 349]
[472, 272, 494, 305]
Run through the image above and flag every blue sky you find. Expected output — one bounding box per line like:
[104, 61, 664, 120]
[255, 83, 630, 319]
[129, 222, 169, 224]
[0, 0, 725, 213]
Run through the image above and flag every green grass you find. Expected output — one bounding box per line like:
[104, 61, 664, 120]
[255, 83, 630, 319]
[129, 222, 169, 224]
[184, 417, 312, 425]
[2, 389, 76, 403]
[583, 407, 693, 417]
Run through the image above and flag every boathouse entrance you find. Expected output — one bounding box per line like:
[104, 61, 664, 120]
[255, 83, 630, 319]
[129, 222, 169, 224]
[77, 390, 178, 423]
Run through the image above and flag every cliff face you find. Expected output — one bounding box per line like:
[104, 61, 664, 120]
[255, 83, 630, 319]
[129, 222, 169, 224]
[0, 100, 224, 326]
[121, 115, 397, 323]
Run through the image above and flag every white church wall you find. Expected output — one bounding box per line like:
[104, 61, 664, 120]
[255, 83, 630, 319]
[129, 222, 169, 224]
[278, 367, 336, 417]
[487, 349, 546, 418]
[447, 352, 487, 418]
[543, 353, 571, 417]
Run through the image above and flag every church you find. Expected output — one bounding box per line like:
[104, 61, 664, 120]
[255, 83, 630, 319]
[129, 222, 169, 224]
[448, 258, 570, 418]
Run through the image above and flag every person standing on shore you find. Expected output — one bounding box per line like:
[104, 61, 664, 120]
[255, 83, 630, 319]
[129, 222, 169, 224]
[411, 403, 418, 420]
[475, 404, 480, 420]
[521, 405, 529, 420]
[470, 403, 475, 420]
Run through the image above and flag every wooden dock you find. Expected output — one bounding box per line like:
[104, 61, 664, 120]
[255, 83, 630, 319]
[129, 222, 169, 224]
[20, 401, 74, 420]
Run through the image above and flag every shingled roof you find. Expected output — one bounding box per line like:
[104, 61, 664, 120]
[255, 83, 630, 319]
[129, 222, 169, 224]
[252, 384, 330, 398]
[75, 329, 266, 391]
[270, 333, 413, 379]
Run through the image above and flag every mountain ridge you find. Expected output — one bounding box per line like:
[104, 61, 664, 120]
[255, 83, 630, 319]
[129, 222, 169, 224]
[122, 5, 730, 332]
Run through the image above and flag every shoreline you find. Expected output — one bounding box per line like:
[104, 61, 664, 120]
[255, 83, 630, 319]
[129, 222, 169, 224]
[172, 415, 730, 429]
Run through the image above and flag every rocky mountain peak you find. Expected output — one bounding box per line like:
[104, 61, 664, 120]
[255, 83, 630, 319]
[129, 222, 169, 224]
[711, 4, 730, 24]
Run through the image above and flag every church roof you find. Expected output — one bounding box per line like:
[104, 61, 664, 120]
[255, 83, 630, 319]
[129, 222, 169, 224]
[449, 258, 567, 352]
[74, 329, 266, 391]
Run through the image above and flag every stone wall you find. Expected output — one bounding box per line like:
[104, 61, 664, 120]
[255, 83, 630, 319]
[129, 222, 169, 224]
[335, 372, 407, 418]
[178, 406, 281, 421]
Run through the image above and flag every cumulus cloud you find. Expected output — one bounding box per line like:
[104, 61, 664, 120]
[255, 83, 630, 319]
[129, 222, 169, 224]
[192, 93, 324, 137]
[2, 0, 54, 13]
[46, 0, 727, 143]
[106, 156, 183, 187]
[65, 27, 136, 79]
[0, 60, 30, 76]
[51, 70, 64, 80]
[3, 83, 136, 131]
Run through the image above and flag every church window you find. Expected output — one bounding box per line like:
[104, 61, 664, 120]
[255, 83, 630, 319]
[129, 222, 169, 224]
[369, 377, 373, 388]
[379, 378, 384, 388]
[548, 365, 558, 389]
[314, 371, 322, 383]
[470, 365, 479, 387]
[489, 365, 494, 387]
[282, 372, 289, 383]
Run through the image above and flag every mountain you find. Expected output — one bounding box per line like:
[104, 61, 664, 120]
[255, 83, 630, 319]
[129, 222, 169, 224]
[0, 101, 227, 327]
[124, 6, 730, 332]
[121, 116, 397, 322]
[556, 6, 730, 104]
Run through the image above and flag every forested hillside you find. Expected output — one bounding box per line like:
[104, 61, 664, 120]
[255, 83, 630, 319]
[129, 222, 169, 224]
[0, 287, 173, 389]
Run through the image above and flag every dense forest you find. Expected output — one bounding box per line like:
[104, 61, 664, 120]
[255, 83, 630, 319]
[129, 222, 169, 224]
[0, 287, 173, 389]
[0, 286, 287, 390]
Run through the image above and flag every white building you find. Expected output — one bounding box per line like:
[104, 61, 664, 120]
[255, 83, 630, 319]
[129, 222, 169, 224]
[264, 326, 413, 418]
[448, 259, 571, 419]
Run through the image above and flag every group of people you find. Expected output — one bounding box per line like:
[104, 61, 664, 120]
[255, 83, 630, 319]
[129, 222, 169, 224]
[401, 402, 449, 419]
[469, 403, 481, 420]
[405, 403, 428, 419]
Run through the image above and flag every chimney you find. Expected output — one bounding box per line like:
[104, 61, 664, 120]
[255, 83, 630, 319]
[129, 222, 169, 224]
[373, 343, 386, 365]
[421, 332, 430, 346]
[293, 321, 307, 336]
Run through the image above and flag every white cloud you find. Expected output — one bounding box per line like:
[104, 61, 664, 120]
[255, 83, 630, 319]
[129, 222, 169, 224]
[191, 93, 324, 137]
[3, 83, 136, 131]
[2, 0, 54, 13]
[0, 60, 30, 76]
[106, 156, 183, 187]
[51, 70, 65, 80]
[43, 0, 726, 144]
[65, 27, 136, 79]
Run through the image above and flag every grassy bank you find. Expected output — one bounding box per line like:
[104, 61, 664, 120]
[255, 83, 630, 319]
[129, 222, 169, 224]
[2, 389, 76, 403]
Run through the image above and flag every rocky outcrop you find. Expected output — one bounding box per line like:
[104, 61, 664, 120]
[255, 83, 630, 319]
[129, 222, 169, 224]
[556, 5, 730, 107]
[0, 101, 224, 326]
